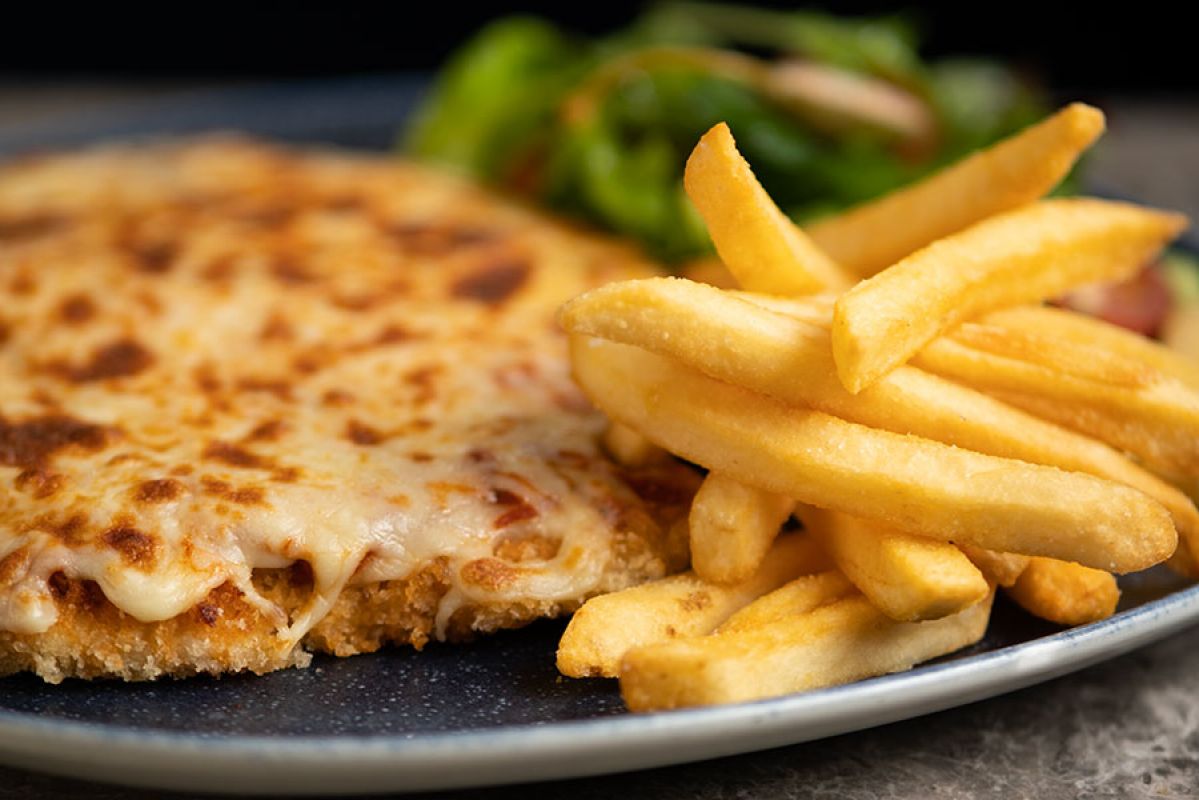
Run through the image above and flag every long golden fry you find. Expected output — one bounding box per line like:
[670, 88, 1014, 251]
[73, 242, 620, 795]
[831, 198, 1187, 393]
[797, 506, 988, 621]
[556, 534, 828, 678]
[807, 103, 1105, 276]
[958, 545, 1030, 588]
[914, 334, 1199, 479]
[689, 473, 795, 584]
[714, 570, 856, 633]
[570, 336, 1176, 572]
[983, 305, 1199, 392]
[1006, 558, 1120, 625]
[560, 278, 1199, 565]
[684, 122, 853, 294]
[621, 589, 993, 711]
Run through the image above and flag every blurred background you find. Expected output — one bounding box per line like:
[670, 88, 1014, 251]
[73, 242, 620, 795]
[3, 1, 1195, 329]
[0, 1, 1195, 90]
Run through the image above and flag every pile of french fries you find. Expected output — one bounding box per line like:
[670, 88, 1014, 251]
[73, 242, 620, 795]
[555, 103, 1199, 712]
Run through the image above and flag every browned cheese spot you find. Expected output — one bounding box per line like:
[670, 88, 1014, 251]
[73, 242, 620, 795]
[0, 547, 31, 588]
[331, 294, 379, 312]
[0, 319, 9, 346]
[244, 420, 287, 443]
[408, 451, 433, 463]
[201, 256, 237, 283]
[235, 378, 293, 401]
[493, 532, 560, 563]
[0, 414, 109, 469]
[102, 525, 159, 569]
[50, 339, 154, 383]
[14, 468, 65, 499]
[321, 389, 356, 407]
[450, 259, 530, 305]
[403, 365, 441, 404]
[345, 419, 385, 446]
[347, 324, 414, 353]
[271, 257, 315, 285]
[57, 293, 96, 325]
[271, 466, 303, 483]
[0, 214, 64, 241]
[203, 441, 269, 470]
[466, 448, 493, 464]
[47, 513, 88, 545]
[259, 314, 295, 341]
[8, 271, 36, 296]
[489, 488, 540, 530]
[374, 324, 413, 346]
[134, 290, 164, 316]
[192, 364, 222, 394]
[324, 195, 364, 213]
[135, 478, 184, 504]
[201, 476, 267, 505]
[236, 205, 294, 228]
[459, 558, 519, 592]
[387, 222, 497, 256]
[129, 241, 176, 274]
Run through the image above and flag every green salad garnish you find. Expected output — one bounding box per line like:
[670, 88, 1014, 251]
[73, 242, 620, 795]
[405, 3, 1053, 261]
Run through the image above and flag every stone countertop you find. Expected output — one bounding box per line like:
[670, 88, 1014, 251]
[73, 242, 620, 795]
[1, 84, 1197, 800]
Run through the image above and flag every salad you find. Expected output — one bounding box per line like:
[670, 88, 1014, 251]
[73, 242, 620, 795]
[405, 3, 1052, 261]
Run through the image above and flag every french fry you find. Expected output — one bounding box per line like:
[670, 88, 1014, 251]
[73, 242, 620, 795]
[714, 570, 855, 633]
[556, 533, 829, 678]
[602, 421, 668, 467]
[958, 545, 1030, 588]
[740, 289, 1199, 396]
[806, 103, 1105, 276]
[689, 473, 796, 584]
[948, 319, 1158, 389]
[620, 589, 994, 711]
[569, 336, 1177, 572]
[796, 506, 989, 621]
[1006, 557, 1120, 626]
[684, 122, 853, 294]
[560, 278, 1199, 565]
[913, 333, 1199, 479]
[993, 304, 1199, 392]
[831, 198, 1188, 393]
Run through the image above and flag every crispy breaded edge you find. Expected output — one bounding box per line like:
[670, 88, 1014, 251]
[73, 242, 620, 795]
[0, 517, 688, 683]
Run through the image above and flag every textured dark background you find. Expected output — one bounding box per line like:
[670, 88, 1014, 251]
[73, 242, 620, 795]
[1, 1, 1196, 91]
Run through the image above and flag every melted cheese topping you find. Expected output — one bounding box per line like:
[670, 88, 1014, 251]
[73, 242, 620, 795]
[0, 139, 689, 643]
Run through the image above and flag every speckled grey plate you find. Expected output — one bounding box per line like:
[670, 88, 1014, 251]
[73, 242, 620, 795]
[2, 77, 1198, 796]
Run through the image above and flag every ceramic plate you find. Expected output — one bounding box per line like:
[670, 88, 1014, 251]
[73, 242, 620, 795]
[1, 77, 1197, 796]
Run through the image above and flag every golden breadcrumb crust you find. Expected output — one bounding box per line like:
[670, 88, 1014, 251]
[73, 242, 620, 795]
[0, 516, 687, 683]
